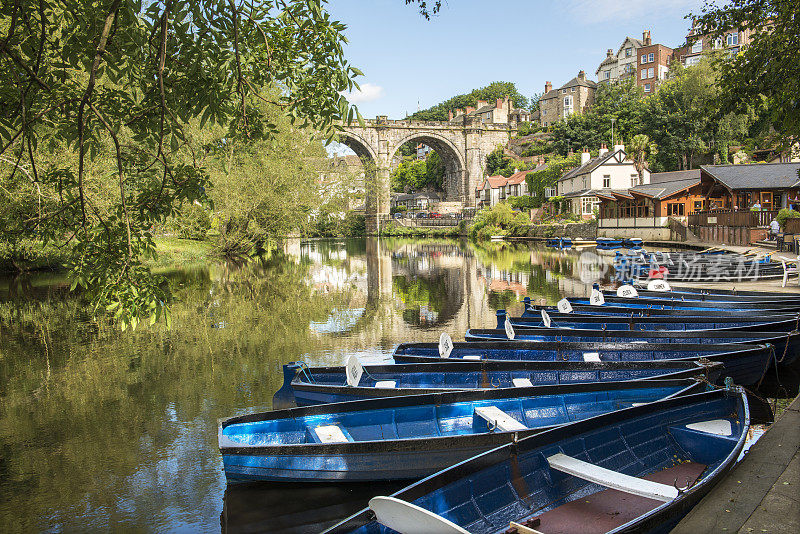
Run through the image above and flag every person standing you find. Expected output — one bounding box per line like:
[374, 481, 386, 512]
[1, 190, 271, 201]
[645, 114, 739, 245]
[770, 218, 780, 240]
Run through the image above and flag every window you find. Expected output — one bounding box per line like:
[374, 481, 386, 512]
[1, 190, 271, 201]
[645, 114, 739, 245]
[603, 175, 610, 188]
[545, 187, 557, 198]
[667, 203, 685, 216]
[691, 40, 703, 53]
[648, 67, 654, 78]
[562, 89, 567, 94]
[631, 174, 639, 187]
[563, 95, 573, 117]
[582, 177, 588, 189]
[641, 54, 647, 64]
[713, 37, 723, 49]
[686, 56, 701, 66]
[626, 48, 632, 57]
[727, 33, 738, 46]
[542, 109, 547, 116]
[641, 69, 647, 80]
[604, 70, 610, 79]
[582, 196, 600, 215]
[648, 52, 654, 62]
[571, 87, 575, 92]
[644, 83, 651, 93]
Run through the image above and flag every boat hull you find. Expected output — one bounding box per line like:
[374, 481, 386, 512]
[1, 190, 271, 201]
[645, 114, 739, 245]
[324, 389, 749, 534]
[222, 381, 703, 482]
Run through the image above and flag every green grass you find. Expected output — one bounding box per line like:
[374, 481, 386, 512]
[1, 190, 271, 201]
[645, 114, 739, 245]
[150, 237, 213, 268]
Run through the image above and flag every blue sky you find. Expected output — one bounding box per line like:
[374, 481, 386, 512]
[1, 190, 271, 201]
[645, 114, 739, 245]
[327, 0, 705, 119]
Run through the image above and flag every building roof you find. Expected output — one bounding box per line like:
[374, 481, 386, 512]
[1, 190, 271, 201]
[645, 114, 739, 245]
[628, 177, 701, 199]
[649, 169, 701, 184]
[598, 55, 617, 68]
[616, 37, 644, 57]
[701, 163, 800, 190]
[559, 150, 623, 182]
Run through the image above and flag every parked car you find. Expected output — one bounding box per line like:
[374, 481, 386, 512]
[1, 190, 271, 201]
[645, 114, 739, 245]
[416, 211, 428, 219]
[429, 212, 442, 219]
[392, 212, 403, 219]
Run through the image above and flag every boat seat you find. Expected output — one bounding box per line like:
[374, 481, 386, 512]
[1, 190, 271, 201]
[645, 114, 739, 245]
[310, 424, 354, 444]
[546, 453, 678, 502]
[474, 406, 527, 432]
[374, 380, 396, 388]
[462, 355, 481, 360]
[583, 352, 601, 362]
[512, 378, 533, 387]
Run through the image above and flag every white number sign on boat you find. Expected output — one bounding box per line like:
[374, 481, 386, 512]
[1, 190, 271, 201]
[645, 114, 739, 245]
[438, 332, 453, 358]
[345, 355, 363, 387]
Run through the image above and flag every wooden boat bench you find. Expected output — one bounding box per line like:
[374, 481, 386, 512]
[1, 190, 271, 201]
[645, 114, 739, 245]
[516, 460, 707, 534]
[309, 424, 354, 444]
[474, 406, 528, 432]
[546, 453, 679, 502]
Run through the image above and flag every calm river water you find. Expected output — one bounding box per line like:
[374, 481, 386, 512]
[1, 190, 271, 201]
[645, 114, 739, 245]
[0, 238, 655, 533]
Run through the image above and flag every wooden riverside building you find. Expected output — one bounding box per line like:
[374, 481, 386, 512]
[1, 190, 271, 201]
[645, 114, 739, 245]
[597, 163, 800, 244]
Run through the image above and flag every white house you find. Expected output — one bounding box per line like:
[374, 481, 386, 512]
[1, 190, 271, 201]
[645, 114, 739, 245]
[555, 144, 650, 219]
[476, 169, 531, 209]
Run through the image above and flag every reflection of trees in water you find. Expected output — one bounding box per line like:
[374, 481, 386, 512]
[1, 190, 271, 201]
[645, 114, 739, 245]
[488, 289, 518, 311]
[391, 269, 463, 328]
[0, 254, 359, 532]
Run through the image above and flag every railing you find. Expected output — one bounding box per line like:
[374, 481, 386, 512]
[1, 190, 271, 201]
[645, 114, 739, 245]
[381, 214, 473, 227]
[687, 209, 778, 227]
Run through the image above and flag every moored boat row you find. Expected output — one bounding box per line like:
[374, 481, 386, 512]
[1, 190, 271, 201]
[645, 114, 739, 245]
[217, 272, 797, 533]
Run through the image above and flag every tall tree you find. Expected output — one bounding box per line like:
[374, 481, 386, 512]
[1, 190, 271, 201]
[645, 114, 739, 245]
[411, 82, 530, 121]
[693, 0, 799, 147]
[628, 134, 657, 183]
[0, 0, 361, 329]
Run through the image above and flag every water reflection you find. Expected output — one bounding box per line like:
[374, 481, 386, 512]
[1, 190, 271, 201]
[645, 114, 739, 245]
[0, 238, 622, 533]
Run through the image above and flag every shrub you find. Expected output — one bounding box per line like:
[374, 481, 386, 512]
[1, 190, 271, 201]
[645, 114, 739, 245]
[777, 208, 800, 228]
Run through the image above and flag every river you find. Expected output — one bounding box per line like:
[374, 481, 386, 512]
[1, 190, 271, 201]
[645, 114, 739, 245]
[0, 237, 675, 533]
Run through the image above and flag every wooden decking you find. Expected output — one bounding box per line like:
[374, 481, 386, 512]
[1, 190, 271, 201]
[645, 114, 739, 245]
[671, 394, 800, 534]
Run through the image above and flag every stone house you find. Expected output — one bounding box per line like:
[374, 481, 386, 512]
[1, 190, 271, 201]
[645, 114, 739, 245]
[596, 35, 645, 85]
[678, 19, 754, 67]
[537, 71, 597, 128]
[449, 97, 516, 125]
[556, 144, 650, 219]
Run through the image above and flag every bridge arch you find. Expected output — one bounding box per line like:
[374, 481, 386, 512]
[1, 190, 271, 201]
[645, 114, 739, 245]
[337, 131, 379, 164]
[389, 132, 466, 201]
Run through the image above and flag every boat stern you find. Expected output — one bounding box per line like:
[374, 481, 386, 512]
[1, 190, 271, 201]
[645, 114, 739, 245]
[271, 362, 303, 410]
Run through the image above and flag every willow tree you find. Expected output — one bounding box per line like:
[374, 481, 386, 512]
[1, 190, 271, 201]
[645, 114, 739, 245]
[0, 0, 362, 328]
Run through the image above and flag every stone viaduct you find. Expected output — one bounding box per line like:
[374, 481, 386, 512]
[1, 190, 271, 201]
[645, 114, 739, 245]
[339, 116, 514, 232]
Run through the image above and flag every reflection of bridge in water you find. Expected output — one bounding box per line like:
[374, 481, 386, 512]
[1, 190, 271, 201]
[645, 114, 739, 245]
[290, 239, 614, 355]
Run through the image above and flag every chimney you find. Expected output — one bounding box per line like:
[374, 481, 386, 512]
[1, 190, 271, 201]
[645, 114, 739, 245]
[607, 48, 613, 57]
[643, 30, 651, 45]
[545, 81, 552, 93]
[448, 109, 453, 121]
[598, 143, 608, 157]
[578, 70, 586, 82]
[477, 99, 488, 108]
[614, 143, 625, 154]
[465, 106, 475, 114]
[581, 148, 591, 165]
[496, 97, 504, 109]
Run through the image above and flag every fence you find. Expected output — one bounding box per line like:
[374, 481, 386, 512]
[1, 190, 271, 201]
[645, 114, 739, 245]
[785, 217, 800, 235]
[687, 209, 778, 228]
[380, 214, 473, 227]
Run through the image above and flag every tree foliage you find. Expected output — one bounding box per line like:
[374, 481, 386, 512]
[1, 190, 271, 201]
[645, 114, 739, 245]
[410, 82, 530, 121]
[0, 0, 360, 329]
[693, 0, 798, 146]
[391, 151, 444, 192]
[486, 147, 526, 177]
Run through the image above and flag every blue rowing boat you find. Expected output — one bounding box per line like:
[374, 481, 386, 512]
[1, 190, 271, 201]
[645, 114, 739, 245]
[219, 379, 706, 483]
[396, 338, 769, 386]
[272, 358, 719, 407]
[324, 388, 749, 534]
[506, 311, 797, 333]
[596, 237, 623, 249]
[568, 294, 800, 311]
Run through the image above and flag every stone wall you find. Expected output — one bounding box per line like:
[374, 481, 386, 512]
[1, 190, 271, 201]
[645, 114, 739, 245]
[507, 220, 598, 240]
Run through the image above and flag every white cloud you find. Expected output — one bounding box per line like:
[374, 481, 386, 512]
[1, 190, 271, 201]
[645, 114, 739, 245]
[566, 0, 701, 24]
[340, 82, 384, 104]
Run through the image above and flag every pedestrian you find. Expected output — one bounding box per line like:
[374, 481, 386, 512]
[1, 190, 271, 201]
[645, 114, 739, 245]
[770, 218, 780, 240]
[752, 201, 762, 211]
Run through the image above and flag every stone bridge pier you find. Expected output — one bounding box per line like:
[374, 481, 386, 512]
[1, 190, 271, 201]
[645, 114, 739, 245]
[339, 116, 513, 233]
